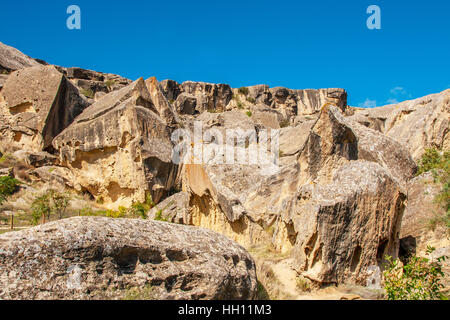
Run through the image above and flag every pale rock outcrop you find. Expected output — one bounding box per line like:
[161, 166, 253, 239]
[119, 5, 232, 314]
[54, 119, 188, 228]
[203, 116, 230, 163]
[347, 89, 450, 161]
[145, 77, 178, 125]
[0, 217, 257, 300]
[0, 41, 41, 73]
[174, 93, 197, 115]
[182, 105, 408, 285]
[149, 192, 189, 223]
[181, 81, 233, 113]
[53, 78, 179, 208]
[0, 65, 89, 153]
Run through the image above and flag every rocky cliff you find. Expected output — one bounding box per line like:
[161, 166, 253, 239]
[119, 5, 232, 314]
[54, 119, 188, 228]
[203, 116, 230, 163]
[0, 42, 448, 299]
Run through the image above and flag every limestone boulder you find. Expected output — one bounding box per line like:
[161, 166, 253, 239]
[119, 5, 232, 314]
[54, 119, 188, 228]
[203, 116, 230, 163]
[52, 78, 179, 208]
[0, 217, 257, 300]
[347, 89, 450, 161]
[0, 65, 90, 153]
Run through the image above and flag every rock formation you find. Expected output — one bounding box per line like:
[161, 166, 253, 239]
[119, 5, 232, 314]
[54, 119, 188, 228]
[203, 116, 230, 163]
[52, 78, 179, 208]
[0, 41, 41, 73]
[0, 42, 448, 299]
[347, 89, 450, 161]
[0, 65, 89, 153]
[0, 217, 257, 300]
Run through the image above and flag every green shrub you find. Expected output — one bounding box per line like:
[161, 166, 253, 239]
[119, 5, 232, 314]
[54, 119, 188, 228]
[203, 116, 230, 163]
[383, 246, 447, 300]
[80, 88, 94, 99]
[105, 80, 116, 88]
[417, 148, 443, 175]
[154, 209, 167, 222]
[0, 176, 20, 205]
[417, 148, 449, 232]
[238, 87, 249, 95]
[123, 284, 155, 300]
[246, 111, 252, 117]
[31, 194, 51, 225]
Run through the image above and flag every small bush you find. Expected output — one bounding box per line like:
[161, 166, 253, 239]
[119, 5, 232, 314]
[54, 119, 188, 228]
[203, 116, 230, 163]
[0, 176, 20, 205]
[383, 246, 447, 300]
[246, 111, 252, 117]
[246, 97, 256, 103]
[280, 120, 290, 128]
[123, 284, 155, 300]
[105, 80, 116, 88]
[296, 276, 311, 292]
[154, 209, 167, 222]
[238, 87, 249, 95]
[417, 148, 449, 232]
[417, 148, 443, 175]
[81, 88, 94, 99]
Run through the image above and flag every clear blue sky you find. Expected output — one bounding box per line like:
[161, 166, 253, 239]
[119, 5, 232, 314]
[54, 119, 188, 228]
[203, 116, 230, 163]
[1, 0, 449, 107]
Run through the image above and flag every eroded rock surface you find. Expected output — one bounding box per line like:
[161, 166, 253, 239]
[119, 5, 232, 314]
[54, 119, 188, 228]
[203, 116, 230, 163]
[0, 217, 257, 300]
[0, 65, 89, 153]
[0, 41, 41, 73]
[182, 105, 409, 285]
[347, 89, 450, 161]
[53, 78, 179, 208]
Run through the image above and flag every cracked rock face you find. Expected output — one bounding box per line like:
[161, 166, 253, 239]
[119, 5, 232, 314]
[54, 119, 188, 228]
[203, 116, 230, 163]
[0, 65, 89, 153]
[53, 79, 178, 208]
[183, 105, 409, 285]
[53, 78, 179, 208]
[0, 217, 257, 300]
[0, 41, 41, 73]
[347, 89, 450, 161]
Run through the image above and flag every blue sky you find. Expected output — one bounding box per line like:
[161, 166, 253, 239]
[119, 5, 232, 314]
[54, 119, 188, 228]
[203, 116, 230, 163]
[1, 0, 449, 107]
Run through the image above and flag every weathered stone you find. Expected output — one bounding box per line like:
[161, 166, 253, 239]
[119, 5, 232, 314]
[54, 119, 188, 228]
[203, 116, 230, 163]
[149, 192, 189, 223]
[30, 166, 78, 190]
[53, 78, 179, 208]
[67, 67, 105, 81]
[12, 150, 59, 167]
[145, 77, 178, 125]
[174, 93, 197, 115]
[160, 79, 182, 101]
[0, 74, 8, 91]
[0, 65, 89, 153]
[182, 81, 233, 113]
[183, 105, 406, 285]
[0, 41, 40, 73]
[347, 89, 450, 161]
[0, 217, 257, 300]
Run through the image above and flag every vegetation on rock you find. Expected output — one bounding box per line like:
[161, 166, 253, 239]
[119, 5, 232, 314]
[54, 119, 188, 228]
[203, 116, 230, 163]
[383, 246, 448, 300]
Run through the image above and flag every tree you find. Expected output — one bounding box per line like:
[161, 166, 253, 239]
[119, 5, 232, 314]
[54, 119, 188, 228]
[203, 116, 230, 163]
[48, 189, 70, 220]
[383, 246, 447, 300]
[0, 176, 20, 205]
[31, 194, 51, 225]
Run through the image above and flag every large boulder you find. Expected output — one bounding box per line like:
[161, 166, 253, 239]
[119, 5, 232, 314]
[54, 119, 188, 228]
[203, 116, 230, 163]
[0, 41, 41, 73]
[52, 78, 179, 208]
[347, 89, 450, 161]
[0, 65, 89, 153]
[0, 217, 257, 300]
[182, 105, 408, 285]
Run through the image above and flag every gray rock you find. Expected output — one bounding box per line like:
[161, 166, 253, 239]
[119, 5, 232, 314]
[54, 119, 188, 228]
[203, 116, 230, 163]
[0, 217, 257, 300]
[0, 41, 40, 73]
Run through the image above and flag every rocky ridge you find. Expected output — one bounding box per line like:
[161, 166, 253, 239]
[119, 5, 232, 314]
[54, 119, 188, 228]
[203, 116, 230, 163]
[0, 42, 449, 299]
